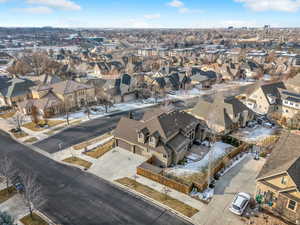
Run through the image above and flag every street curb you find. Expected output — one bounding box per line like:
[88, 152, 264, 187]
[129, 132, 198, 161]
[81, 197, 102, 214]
[113, 180, 196, 225]
[36, 210, 59, 225]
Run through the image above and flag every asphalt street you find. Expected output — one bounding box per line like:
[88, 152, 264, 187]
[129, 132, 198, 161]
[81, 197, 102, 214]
[0, 131, 194, 225]
[34, 106, 156, 153]
[34, 83, 251, 154]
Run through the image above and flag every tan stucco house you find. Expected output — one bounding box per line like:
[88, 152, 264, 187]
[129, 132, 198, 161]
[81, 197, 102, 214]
[19, 80, 95, 117]
[256, 133, 300, 224]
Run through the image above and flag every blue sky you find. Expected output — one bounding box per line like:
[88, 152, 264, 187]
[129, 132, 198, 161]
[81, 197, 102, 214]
[0, 0, 300, 28]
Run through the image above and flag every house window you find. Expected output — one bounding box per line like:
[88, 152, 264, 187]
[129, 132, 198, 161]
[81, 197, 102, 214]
[163, 154, 167, 158]
[287, 200, 297, 211]
[281, 176, 287, 185]
[286, 109, 289, 113]
[284, 100, 289, 104]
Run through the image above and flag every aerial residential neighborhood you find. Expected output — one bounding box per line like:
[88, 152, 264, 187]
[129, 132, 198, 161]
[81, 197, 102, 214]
[0, 1, 300, 225]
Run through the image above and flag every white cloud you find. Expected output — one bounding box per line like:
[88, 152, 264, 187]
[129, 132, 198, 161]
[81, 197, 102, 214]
[167, 0, 184, 8]
[144, 13, 161, 19]
[235, 0, 300, 12]
[17, 6, 53, 14]
[178, 7, 203, 14]
[26, 0, 81, 11]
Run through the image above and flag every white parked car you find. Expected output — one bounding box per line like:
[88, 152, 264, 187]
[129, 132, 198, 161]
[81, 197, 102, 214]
[229, 192, 251, 215]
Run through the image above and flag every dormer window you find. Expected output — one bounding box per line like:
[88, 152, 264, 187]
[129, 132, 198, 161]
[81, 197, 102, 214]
[138, 132, 145, 143]
[149, 136, 157, 148]
[281, 176, 287, 185]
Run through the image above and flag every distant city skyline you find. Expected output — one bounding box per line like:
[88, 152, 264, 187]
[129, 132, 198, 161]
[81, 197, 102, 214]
[1, 0, 300, 28]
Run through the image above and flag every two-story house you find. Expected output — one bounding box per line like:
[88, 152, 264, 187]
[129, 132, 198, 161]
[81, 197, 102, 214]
[256, 133, 300, 224]
[278, 88, 300, 122]
[114, 108, 207, 167]
[18, 80, 95, 117]
[190, 94, 255, 134]
[244, 81, 286, 115]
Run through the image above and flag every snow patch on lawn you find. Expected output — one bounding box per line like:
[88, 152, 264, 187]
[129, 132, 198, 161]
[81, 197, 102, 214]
[241, 126, 275, 142]
[166, 142, 234, 176]
[167, 88, 206, 100]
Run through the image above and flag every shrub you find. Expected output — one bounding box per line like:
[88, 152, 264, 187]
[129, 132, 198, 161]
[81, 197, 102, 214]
[0, 211, 16, 225]
[259, 152, 267, 158]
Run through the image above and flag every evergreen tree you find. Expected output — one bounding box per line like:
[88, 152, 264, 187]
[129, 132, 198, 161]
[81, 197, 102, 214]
[0, 211, 16, 225]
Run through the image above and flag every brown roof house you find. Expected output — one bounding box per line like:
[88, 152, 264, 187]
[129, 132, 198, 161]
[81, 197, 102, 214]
[256, 133, 300, 224]
[19, 80, 95, 117]
[189, 94, 255, 134]
[114, 108, 207, 167]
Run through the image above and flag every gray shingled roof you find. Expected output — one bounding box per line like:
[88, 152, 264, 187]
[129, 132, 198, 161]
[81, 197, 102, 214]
[0, 77, 36, 98]
[191, 93, 253, 132]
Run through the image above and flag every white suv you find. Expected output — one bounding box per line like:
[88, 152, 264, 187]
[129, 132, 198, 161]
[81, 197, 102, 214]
[229, 192, 251, 215]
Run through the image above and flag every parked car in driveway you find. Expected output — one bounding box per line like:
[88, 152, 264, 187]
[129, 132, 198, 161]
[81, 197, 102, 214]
[229, 192, 251, 215]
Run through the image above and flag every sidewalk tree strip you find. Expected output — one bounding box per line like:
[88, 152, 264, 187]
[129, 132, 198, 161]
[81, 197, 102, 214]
[73, 133, 112, 150]
[20, 213, 48, 225]
[12, 131, 28, 139]
[0, 186, 17, 204]
[0, 111, 15, 119]
[116, 177, 199, 218]
[24, 137, 39, 143]
[83, 140, 114, 159]
[23, 120, 64, 132]
[63, 157, 92, 169]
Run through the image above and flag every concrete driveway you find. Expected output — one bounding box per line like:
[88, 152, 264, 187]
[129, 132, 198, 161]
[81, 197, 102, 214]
[89, 147, 148, 181]
[192, 155, 265, 225]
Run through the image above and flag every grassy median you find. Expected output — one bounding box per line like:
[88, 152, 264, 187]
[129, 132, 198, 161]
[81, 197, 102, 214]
[20, 213, 48, 225]
[116, 177, 199, 218]
[63, 157, 92, 169]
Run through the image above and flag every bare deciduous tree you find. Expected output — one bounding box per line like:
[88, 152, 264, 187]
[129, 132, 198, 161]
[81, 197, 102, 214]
[10, 112, 25, 130]
[0, 155, 17, 192]
[30, 106, 40, 126]
[7, 51, 59, 77]
[20, 172, 46, 219]
[63, 101, 72, 126]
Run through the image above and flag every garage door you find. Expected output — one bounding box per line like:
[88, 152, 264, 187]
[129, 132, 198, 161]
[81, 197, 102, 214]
[118, 139, 131, 151]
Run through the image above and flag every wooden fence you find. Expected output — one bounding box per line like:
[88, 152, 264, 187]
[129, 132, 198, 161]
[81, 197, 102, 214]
[137, 163, 192, 194]
[137, 143, 251, 194]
